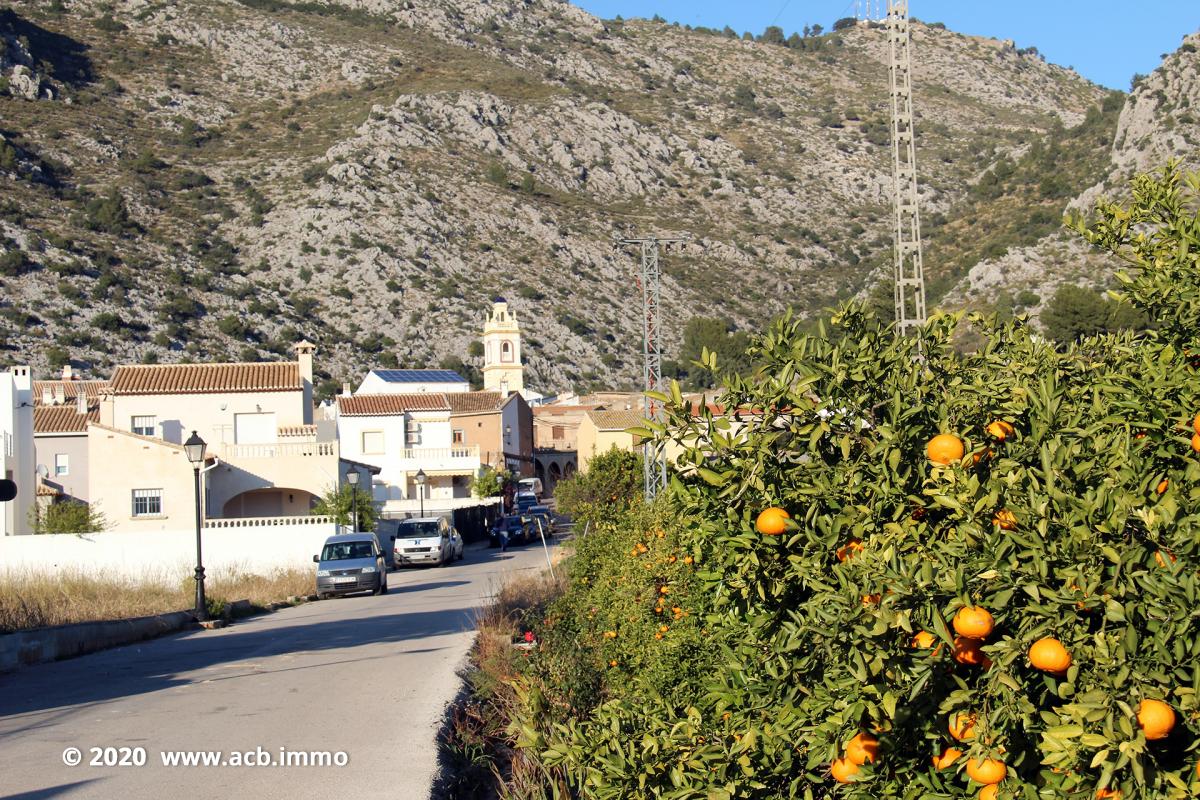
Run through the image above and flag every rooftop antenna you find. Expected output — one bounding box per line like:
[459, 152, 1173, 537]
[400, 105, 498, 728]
[887, 0, 927, 336]
[615, 234, 688, 502]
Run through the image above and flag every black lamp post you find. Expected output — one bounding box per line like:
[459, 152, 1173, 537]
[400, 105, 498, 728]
[346, 468, 359, 532]
[415, 468, 427, 517]
[183, 430, 208, 622]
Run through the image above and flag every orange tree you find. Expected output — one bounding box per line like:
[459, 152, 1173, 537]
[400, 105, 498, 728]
[509, 165, 1200, 799]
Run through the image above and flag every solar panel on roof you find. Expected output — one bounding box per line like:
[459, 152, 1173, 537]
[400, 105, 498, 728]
[374, 369, 467, 383]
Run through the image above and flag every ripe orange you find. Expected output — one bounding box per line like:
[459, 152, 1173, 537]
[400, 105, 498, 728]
[966, 757, 1006, 784]
[1028, 637, 1072, 674]
[927, 434, 965, 465]
[949, 712, 977, 741]
[953, 636, 989, 666]
[954, 606, 995, 639]
[830, 756, 860, 783]
[845, 732, 879, 766]
[979, 786, 999, 800]
[1155, 550, 1178, 568]
[862, 593, 882, 607]
[911, 631, 937, 648]
[1157, 478, 1170, 495]
[1194, 411, 1200, 434]
[1137, 699, 1176, 740]
[986, 420, 1015, 441]
[932, 747, 962, 769]
[836, 539, 864, 562]
[993, 509, 1018, 530]
[755, 506, 790, 536]
[1095, 789, 1121, 799]
[1192, 432, 1200, 453]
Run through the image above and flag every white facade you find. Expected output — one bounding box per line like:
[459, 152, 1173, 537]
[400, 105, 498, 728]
[0, 366, 34, 535]
[356, 370, 469, 395]
[482, 299, 524, 395]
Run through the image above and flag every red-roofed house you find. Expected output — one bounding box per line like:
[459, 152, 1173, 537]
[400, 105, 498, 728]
[33, 389, 99, 504]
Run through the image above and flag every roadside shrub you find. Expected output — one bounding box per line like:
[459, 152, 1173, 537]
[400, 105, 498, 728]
[506, 164, 1200, 798]
[553, 447, 642, 526]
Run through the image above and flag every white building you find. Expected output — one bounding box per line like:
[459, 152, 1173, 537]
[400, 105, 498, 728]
[355, 369, 469, 395]
[335, 393, 483, 514]
[0, 366, 35, 535]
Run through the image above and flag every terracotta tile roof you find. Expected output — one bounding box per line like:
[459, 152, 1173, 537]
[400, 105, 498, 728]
[34, 404, 99, 434]
[533, 404, 602, 416]
[446, 391, 505, 414]
[587, 410, 649, 431]
[111, 362, 300, 395]
[337, 393, 451, 416]
[36, 483, 62, 497]
[33, 380, 110, 405]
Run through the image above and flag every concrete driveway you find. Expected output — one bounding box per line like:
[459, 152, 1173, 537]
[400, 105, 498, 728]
[0, 538, 560, 800]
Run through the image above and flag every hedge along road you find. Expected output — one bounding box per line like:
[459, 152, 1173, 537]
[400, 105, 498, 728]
[0, 539, 560, 800]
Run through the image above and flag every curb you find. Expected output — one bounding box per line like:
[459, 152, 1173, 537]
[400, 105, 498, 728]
[0, 610, 197, 673]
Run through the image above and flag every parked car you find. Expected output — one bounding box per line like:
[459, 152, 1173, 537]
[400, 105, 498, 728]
[527, 509, 555, 539]
[517, 477, 543, 498]
[489, 514, 531, 549]
[393, 517, 463, 567]
[514, 491, 538, 513]
[314, 533, 387, 598]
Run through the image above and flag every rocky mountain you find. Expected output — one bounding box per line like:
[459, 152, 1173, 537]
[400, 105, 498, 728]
[0, 1, 1195, 395]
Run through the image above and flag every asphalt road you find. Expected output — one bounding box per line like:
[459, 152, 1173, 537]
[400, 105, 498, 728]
[0, 538, 561, 800]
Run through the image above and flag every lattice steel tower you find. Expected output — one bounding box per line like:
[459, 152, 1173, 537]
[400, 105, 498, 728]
[617, 236, 686, 501]
[887, 0, 927, 335]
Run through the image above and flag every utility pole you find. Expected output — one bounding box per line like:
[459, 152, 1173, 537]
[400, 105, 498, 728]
[887, 0, 927, 336]
[616, 235, 687, 502]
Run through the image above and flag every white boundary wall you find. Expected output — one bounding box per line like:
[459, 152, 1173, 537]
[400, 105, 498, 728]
[0, 518, 342, 581]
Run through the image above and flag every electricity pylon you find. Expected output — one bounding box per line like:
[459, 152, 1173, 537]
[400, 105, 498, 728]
[616, 235, 687, 501]
[887, 0, 927, 336]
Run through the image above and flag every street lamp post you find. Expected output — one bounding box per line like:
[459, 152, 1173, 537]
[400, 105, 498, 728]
[346, 468, 359, 533]
[415, 468, 427, 517]
[183, 431, 208, 622]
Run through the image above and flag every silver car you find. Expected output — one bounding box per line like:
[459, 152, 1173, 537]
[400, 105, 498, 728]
[393, 517, 464, 567]
[314, 533, 387, 597]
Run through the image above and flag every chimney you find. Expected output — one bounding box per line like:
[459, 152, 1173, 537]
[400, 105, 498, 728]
[341, 382, 352, 397]
[53, 386, 65, 405]
[61, 364, 74, 381]
[294, 340, 316, 425]
[76, 390, 87, 416]
[99, 390, 114, 427]
[41, 387, 53, 405]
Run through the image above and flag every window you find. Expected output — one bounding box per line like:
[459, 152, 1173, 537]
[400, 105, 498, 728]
[361, 430, 384, 454]
[501, 341, 513, 362]
[54, 453, 69, 476]
[552, 425, 565, 440]
[452, 429, 464, 444]
[132, 489, 163, 517]
[406, 424, 422, 447]
[131, 415, 157, 437]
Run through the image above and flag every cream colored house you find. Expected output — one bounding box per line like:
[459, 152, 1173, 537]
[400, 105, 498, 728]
[87, 344, 375, 531]
[577, 410, 647, 473]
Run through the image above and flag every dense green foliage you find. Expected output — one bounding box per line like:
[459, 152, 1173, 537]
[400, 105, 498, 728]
[474, 466, 511, 499]
[1040, 283, 1149, 344]
[310, 484, 377, 532]
[665, 317, 755, 390]
[504, 166, 1200, 799]
[31, 500, 108, 534]
[552, 447, 643, 526]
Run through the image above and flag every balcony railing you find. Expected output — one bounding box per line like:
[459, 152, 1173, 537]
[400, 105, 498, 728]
[218, 441, 337, 460]
[396, 446, 480, 461]
[204, 515, 337, 529]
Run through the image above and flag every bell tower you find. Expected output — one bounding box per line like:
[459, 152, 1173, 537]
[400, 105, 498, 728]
[481, 298, 524, 395]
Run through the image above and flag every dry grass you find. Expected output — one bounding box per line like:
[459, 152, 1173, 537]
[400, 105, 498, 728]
[0, 567, 314, 634]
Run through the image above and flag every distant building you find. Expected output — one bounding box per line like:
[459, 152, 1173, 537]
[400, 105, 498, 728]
[447, 390, 534, 478]
[577, 409, 648, 473]
[481, 298, 524, 396]
[33, 385, 101, 504]
[356, 369, 470, 395]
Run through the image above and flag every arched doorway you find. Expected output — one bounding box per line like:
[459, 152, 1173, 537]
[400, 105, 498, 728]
[222, 488, 317, 518]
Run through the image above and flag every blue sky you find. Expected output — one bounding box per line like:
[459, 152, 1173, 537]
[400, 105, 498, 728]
[574, 1, 1200, 90]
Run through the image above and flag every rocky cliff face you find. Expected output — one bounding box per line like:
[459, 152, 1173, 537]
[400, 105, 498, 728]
[0, 1, 1193, 394]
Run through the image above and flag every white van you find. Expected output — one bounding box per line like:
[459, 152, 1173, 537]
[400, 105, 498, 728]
[518, 477, 543, 498]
